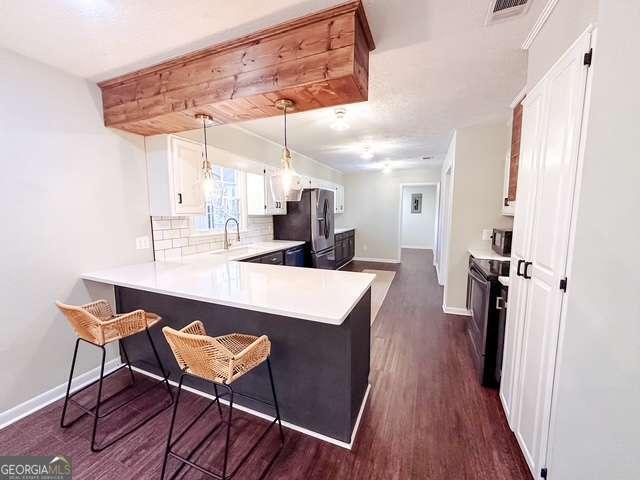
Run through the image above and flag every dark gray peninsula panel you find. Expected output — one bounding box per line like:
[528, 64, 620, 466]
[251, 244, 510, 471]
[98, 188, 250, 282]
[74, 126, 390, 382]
[115, 286, 371, 443]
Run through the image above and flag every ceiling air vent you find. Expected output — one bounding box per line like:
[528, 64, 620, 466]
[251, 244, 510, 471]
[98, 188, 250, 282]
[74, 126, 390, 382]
[485, 0, 531, 25]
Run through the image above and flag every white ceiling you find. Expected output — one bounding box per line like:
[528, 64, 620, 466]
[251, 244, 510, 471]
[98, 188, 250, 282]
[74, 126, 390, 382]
[0, 0, 543, 172]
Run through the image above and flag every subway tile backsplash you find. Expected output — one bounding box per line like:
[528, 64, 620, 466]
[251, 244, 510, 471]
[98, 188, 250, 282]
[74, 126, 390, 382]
[151, 216, 273, 260]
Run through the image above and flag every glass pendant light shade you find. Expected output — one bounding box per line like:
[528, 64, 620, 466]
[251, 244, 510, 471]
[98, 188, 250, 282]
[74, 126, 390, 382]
[274, 99, 303, 202]
[195, 113, 221, 200]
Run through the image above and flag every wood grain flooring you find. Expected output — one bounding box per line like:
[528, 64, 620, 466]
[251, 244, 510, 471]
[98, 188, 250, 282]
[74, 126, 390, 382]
[0, 249, 530, 479]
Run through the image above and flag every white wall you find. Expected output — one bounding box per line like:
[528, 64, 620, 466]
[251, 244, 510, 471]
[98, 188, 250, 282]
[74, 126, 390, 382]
[444, 122, 513, 311]
[400, 185, 437, 249]
[0, 49, 152, 413]
[526, 0, 599, 89]
[337, 168, 441, 261]
[544, 2, 640, 478]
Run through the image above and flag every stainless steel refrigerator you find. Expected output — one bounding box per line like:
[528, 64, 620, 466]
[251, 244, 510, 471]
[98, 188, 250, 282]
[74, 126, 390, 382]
[273, 188, 335, 269]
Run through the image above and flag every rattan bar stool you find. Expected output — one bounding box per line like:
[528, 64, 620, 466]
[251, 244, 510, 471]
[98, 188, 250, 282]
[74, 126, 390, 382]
[160, 321, 285, 480]
[56, 299, 173, 452]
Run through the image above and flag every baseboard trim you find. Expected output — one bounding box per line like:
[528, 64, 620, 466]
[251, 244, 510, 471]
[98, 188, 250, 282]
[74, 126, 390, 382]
[435, 263, 443, 285]
[336, 258, 353, 270]
[400, 246, 433, 250]
[132, 366, 370, 450]
[0, 359, 122, 431]
[353, 257, 401, 264]
[442, 305, 471, 316]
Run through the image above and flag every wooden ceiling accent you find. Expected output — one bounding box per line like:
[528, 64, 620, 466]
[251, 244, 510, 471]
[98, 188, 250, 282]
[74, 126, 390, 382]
[98, 1, 375, 136]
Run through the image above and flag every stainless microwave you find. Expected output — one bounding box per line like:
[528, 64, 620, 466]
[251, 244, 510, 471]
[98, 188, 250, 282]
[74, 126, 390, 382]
[492, 228, 512, 256]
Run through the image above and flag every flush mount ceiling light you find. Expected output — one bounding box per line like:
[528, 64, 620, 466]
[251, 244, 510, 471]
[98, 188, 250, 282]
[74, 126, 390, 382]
[330, 108, 350, 131]
[273, 98, 303, 202]
[195, 113, 221, 199]
[360, 145, 374, 160]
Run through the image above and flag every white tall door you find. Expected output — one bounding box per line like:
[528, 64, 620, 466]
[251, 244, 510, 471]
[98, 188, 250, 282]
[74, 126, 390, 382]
[512, 30, 592, 477]
[500, 84, 545, 425]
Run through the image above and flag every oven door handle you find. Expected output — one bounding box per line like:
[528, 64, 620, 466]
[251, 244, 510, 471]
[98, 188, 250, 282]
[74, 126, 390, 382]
[468, 269, 489, 288]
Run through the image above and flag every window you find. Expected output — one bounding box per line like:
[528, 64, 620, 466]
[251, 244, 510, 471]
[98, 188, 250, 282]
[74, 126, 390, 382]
[194, 166, 247, 233]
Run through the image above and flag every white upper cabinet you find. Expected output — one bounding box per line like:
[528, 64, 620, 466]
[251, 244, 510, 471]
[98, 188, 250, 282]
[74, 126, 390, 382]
[334, 184, 345, 214]
[246, 167, 287, 216]
[146, 135, 205, 216]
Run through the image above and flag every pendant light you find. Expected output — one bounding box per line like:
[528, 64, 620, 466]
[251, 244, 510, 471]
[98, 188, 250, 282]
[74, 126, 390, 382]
[195, 113, 219, 199]
[274, 99, 303, 201]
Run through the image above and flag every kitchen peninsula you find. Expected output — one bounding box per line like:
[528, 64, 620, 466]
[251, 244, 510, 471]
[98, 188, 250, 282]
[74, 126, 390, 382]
[81, 241, 374, 446]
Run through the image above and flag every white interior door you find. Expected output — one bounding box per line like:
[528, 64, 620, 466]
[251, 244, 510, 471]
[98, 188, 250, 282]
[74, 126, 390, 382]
[500, 83, 545, 426]
[513, 30, 592, 478]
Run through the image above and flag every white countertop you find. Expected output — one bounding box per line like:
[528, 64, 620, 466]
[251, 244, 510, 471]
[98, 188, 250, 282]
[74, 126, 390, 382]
[468, 246, 510, 261]
[81, 241, 375, 326]
[498, 276, 510, 287]
[335, 227, 355, 234]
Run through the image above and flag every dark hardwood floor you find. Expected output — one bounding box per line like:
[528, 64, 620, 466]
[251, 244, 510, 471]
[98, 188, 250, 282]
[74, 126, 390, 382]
[0, 249, 530, 479]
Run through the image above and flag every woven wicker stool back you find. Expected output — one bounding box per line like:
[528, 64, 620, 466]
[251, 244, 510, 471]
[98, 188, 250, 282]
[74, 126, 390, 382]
[163, 320, 271, 384]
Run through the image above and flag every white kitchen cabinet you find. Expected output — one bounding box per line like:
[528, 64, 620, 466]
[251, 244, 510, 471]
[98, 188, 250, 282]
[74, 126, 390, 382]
[501, 152, 515, 216]
[499, 29, 593, 479]
[146, 135, 205, 216]
[334, 184, 345, 214]
[246, 167, 286, 216]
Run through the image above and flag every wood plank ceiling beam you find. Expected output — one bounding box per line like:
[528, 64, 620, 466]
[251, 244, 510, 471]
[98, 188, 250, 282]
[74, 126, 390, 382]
[98, 1, 375, 136]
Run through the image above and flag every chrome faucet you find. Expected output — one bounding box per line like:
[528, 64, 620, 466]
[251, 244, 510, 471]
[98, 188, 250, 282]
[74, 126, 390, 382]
[224, 217, 240, 250]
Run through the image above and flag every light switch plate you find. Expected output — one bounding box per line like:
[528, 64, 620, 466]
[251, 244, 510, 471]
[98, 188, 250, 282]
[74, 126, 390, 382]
[482, 229, 493, 241]
[136, 235, 150, 250]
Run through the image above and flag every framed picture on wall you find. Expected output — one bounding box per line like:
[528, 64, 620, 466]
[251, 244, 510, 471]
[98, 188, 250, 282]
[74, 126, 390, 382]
[411, 193, 422, 214]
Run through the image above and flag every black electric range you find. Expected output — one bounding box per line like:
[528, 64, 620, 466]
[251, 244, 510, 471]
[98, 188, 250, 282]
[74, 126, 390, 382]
[466, 256, 510, 387]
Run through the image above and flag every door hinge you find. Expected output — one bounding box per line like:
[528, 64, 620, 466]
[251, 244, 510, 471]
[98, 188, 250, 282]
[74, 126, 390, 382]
[583, 48, 593, 66]
[541, 467, 548, 479]
[559, 277, 568, 292]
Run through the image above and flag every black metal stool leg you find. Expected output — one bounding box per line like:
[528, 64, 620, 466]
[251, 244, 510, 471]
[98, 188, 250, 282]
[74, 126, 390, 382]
[161, 373, 184, 480]
[120, 341, 136, 385]
[213, 383, 223, 418]
[222, 385, 234, 480]
[145, 327, 174, 400]
[60, 338, 81, 428]
[90, 345, 107, 452]
[266, 357, 285, 444]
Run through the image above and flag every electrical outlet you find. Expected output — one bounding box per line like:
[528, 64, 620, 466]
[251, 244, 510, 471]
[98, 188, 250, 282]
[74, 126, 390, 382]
[482, 229, 493, 241]
[363, 244, 368, 252]
[136, 236, 150, 250]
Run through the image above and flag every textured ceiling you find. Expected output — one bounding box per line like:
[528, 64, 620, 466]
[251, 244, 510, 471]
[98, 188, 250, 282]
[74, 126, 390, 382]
[0, 0, 543, 172]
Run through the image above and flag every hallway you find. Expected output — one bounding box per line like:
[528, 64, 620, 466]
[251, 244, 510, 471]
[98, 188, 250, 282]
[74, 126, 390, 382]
[0, 249, 529, 479]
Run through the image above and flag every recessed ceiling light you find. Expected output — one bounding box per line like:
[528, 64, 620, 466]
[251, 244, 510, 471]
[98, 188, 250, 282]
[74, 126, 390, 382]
[360, 145, 374, 160]
[330, 108, 350, 132]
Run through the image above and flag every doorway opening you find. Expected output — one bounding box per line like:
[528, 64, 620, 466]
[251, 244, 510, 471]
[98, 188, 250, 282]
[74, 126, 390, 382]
[398, 183, 439, 258]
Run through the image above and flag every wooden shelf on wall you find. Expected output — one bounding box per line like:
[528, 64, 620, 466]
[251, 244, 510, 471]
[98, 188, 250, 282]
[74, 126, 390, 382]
[98, 1, 375, 136]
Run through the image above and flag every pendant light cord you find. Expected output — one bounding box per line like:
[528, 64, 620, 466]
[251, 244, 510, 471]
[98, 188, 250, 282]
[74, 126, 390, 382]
[283, 105, 288, 149]
[202, 116, 209, 163]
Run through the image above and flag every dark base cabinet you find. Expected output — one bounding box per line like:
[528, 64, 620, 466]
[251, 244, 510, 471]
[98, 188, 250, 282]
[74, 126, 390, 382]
[115, 286, 371, 443]
[241, 246, 307, 267]
[335, 229, 355, 268]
